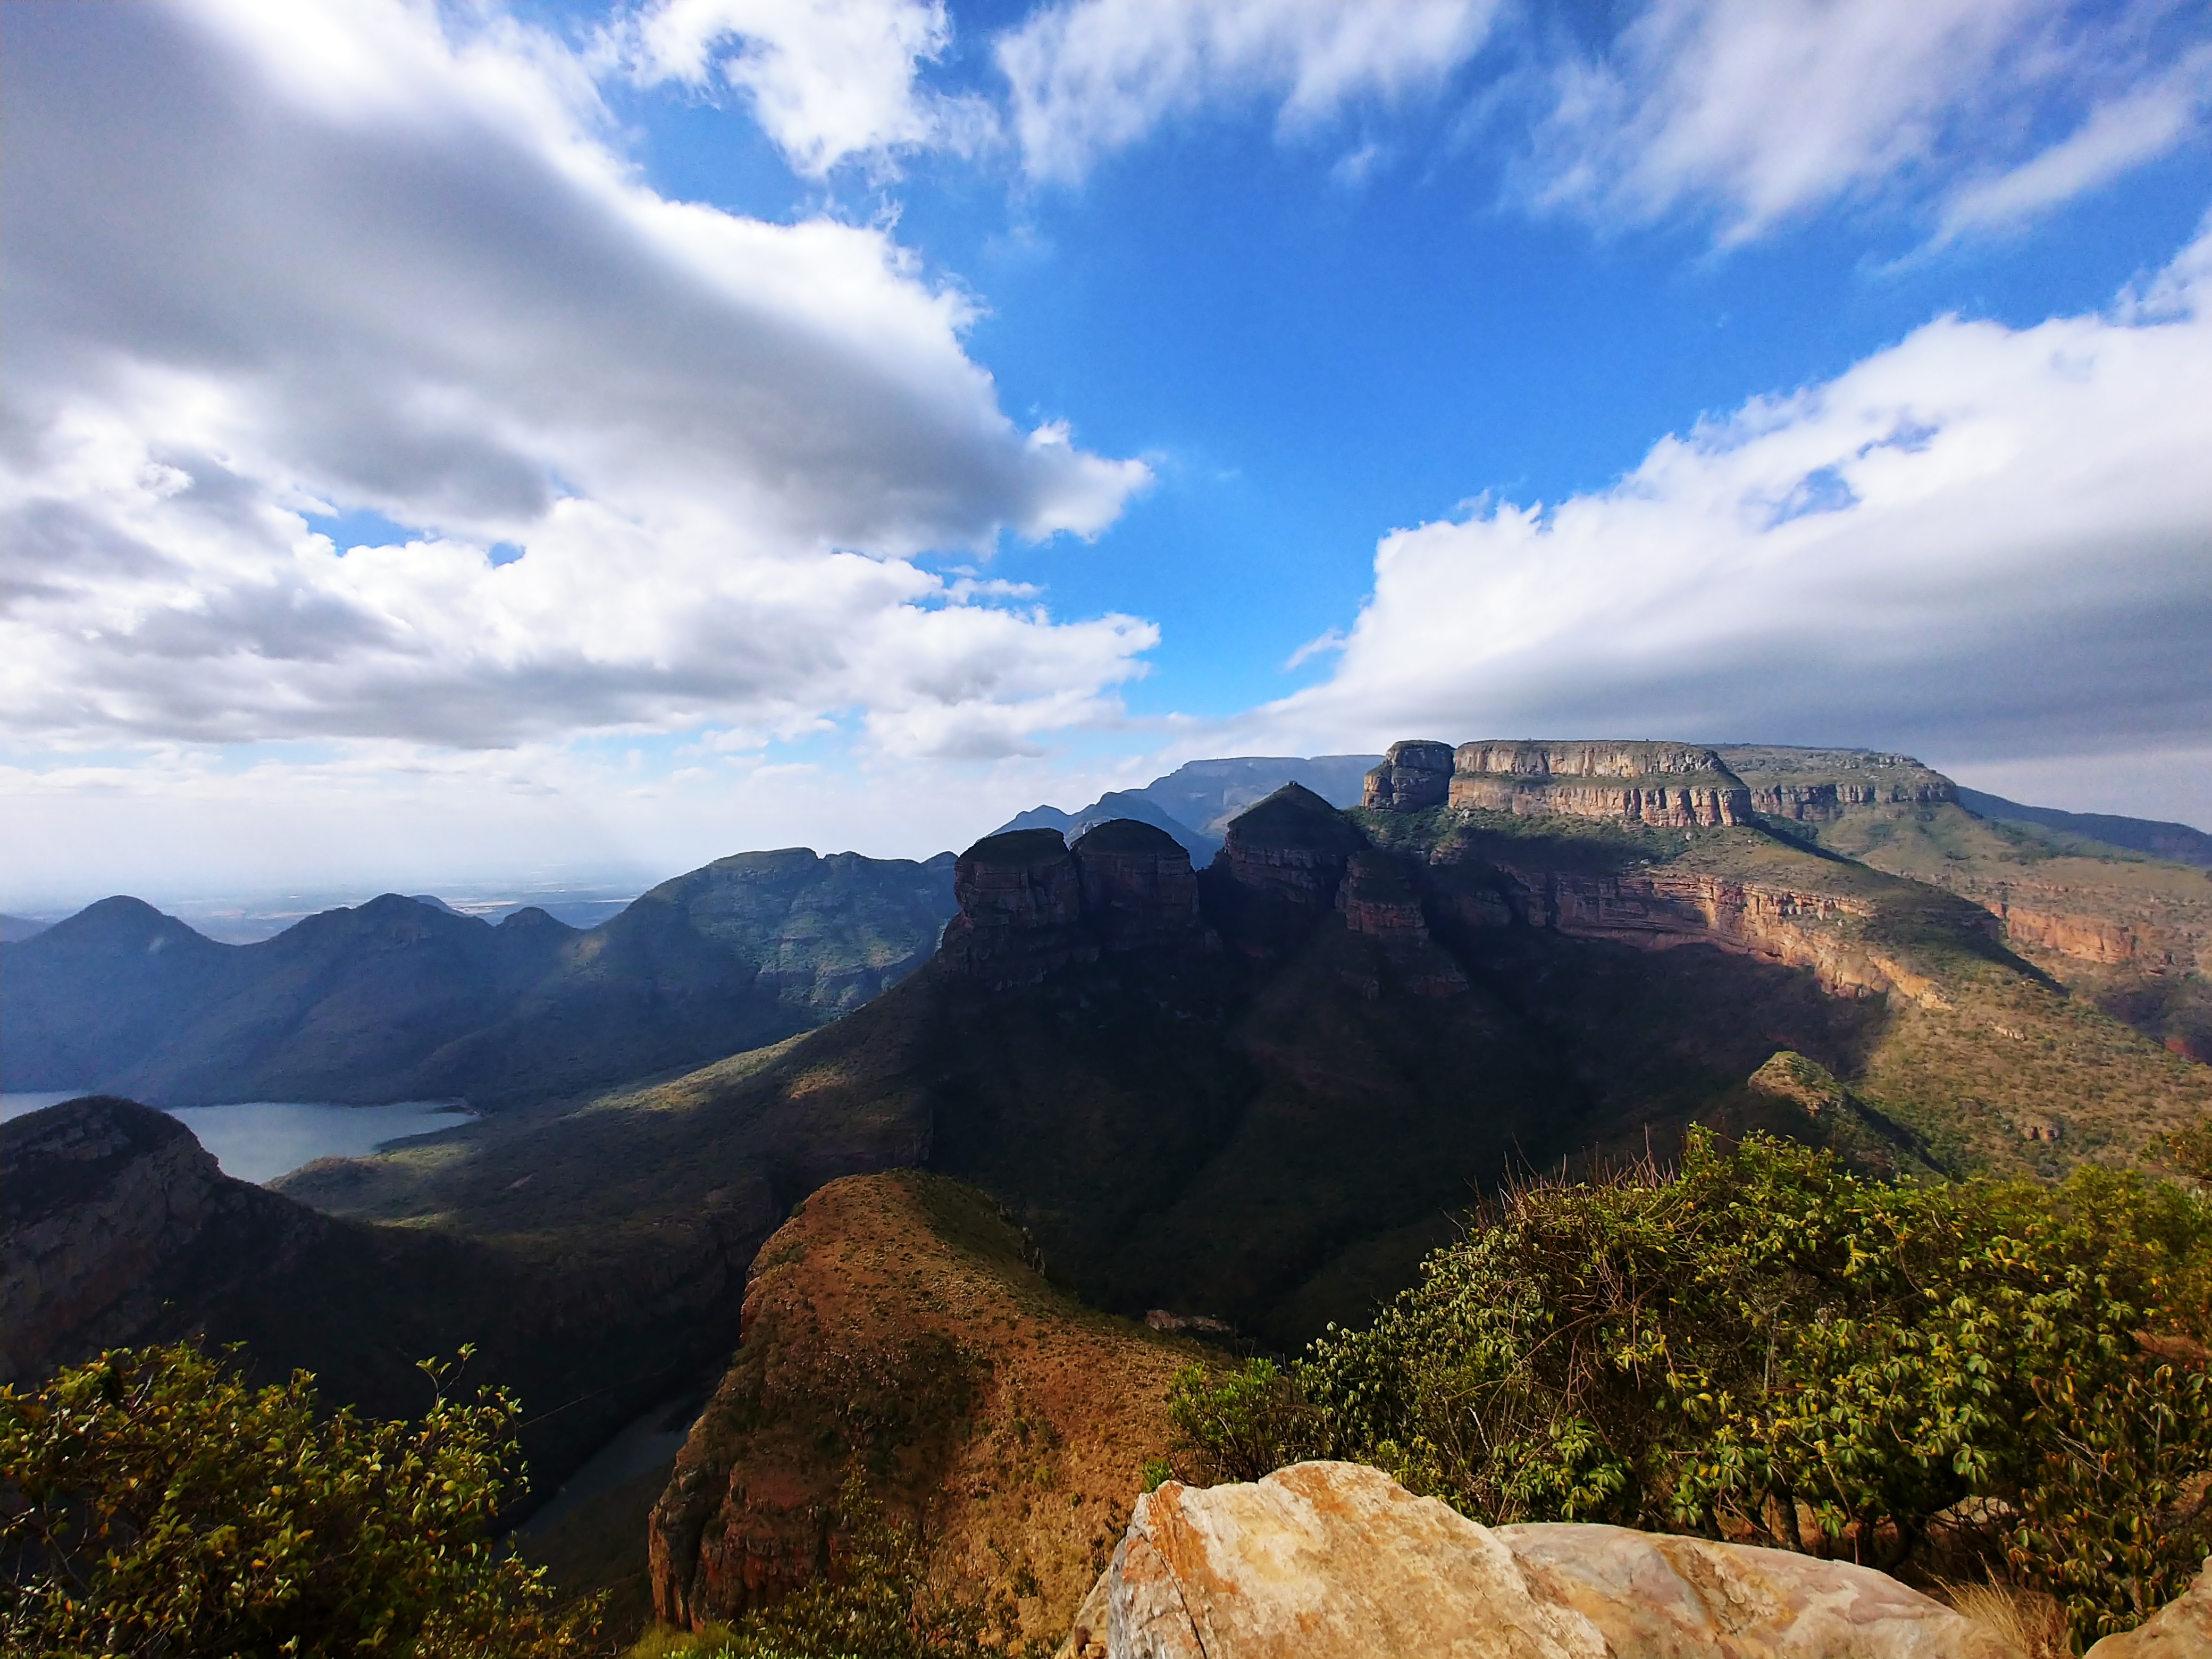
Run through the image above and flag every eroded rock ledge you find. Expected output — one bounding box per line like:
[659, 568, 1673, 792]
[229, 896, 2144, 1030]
[1364, 740, 1756, 828]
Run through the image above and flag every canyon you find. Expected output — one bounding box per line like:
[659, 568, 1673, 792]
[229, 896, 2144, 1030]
[10, 741, 2211, 1649]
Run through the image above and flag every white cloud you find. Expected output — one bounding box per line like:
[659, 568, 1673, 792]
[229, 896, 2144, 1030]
[1519, 0, 2210, 245]
[997, 0, 1502, 183]
[1938, 41, 2212, 239]
[1248, 224, 2212, 769]
[1525, 0, 2044, 241]
[0, 0, 1152, 753]
[612, 0, 986, 175]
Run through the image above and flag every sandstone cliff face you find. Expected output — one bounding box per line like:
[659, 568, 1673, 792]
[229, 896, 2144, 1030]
[944, 828, 1096, 987]
[943, 823, 1210, 985]
[1361, 739, 1455, 811]
[1716, 747, 1957, 821]
[1065, 1462, 2009, 1659]
[1209, 784, 1369, 953]
[649, 1172, 1197, 1647]
[0, 1096, 327, 1385]
[1413, 847, 1978, 1011]
[1072, 820, 1203, 952]
[1447, 741, 1755, 828]
[1334, 852, 1466, 999]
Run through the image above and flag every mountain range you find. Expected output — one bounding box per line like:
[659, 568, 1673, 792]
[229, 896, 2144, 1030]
[265, 742, 2212, 1353]
[0, 756, 1381, 1109]
[1, 850, 956, 1108]
[9, 736, 2212, 1644]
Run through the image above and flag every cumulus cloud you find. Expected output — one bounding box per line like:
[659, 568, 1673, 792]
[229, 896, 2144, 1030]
[0, 0, 1152, 753]
[996, 0, 1503, 183]
[1252, 225, 2212, 766]
[611, 0, 989, 175]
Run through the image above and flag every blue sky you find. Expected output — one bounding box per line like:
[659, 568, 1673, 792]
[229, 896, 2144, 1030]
[3, 0, 2210, 904]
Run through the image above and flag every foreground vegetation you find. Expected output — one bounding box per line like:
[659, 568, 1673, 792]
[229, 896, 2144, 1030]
[0, 1345, 600, 1659]
[1172, 1128, 2212, 1647]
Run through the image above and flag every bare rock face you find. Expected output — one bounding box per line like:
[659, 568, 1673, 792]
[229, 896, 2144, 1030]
[1716, 747, 1957, 821]
[1498, 1520, 2016, 1659]
[1211, 785, 1369, 954]
[0, 1096, 308, 1384]
[944, 828, 1096, 987]
[1088, 1462, 1606, 1659]
[1334, 852, 1466, 998]
[1362, 739, 1455, 811]
[1071, 820, 1202, 952]
[2085, 1555, 2212, 1656]
[1449, 741, 1755, 828]
[1068, 1463, 2012, 1659]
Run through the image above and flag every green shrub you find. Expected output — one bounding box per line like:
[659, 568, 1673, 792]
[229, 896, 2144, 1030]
[0, 1342, 600, 1658]
[1174, 1130, 2212, 1647]
[628, 1472, 1032, 1659]
[1165, 1359, 1321, 1485]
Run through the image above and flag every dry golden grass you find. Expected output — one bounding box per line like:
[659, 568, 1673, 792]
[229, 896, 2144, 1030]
[1939, 1579, 2070, 1659]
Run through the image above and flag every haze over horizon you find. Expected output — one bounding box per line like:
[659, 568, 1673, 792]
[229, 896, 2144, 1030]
[5, 0, 2209, 907]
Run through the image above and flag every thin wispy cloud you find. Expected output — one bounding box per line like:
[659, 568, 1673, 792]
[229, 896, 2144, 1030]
[996, 0, 1504, 184]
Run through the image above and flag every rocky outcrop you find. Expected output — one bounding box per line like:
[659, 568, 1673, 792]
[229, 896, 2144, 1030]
[1065, 1462, 2010, 1659]
[1444, 859, 1980, 1009]
[1450, 741, 1755, 828]
[2086, 1555, 2212, 1656]
[1334, 852, 1466, 998]
[1748, 1050, 1850, 1117]
[1208, 784, 1369, 954]
[1362, 740, 1455, 811]
[0, 1096, 328, 1384]
[944, 828, 1097, 987]
[1716, 747, 1957, 820]
[943, 823, 1210, 985]
[650, 1172, 1196, 1647]
[1073, 820, 1203, 952]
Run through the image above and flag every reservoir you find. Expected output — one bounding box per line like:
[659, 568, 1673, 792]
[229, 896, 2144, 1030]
[0, 1093, 473, 1185]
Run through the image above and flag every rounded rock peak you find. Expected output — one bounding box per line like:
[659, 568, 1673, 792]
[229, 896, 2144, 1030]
[1226, 783, 1367, 852]
[1071, 818, 1186, 859]
[958, 827, 1071, 866]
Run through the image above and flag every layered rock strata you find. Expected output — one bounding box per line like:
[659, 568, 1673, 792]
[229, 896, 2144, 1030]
[943, 828, 1097, 987]
[1361, 740, 1455, 811]
[1062, 1461, 2009, 1659]
[1071, 820, 1203, 952]
[1447, 741, 1755, 828]
[1209, 784, 1369, 953]
[1334, 852, 1466, 998]
[942, 823, 1210, 986]
[1716, 746, 1957, 820]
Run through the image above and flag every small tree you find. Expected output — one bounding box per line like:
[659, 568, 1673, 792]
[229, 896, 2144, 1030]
[0, 1342, 600, 1658]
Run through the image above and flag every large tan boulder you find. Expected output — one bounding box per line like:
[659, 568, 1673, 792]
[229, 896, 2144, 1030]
[2086, 1556, 2212, 1657]
[1063, 1462, 2015, 1659]
[1500, 1520, 2013, 1658]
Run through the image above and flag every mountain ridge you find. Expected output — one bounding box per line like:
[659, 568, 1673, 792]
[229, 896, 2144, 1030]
[2, 849, 959, 1108]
